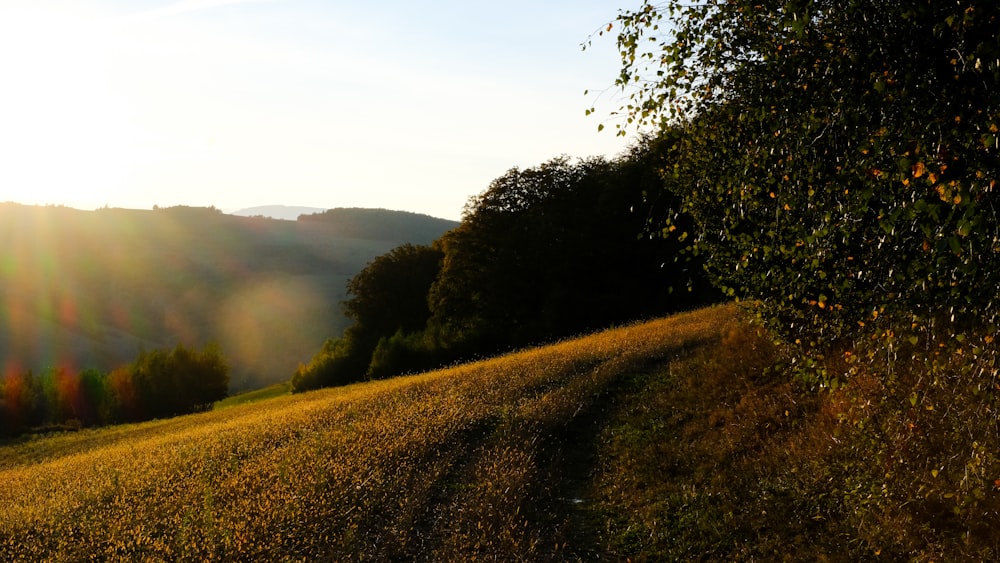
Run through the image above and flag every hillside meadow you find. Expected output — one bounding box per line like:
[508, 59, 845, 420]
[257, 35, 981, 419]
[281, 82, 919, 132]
[0, 305, 729, 560]
[2, 303, 997, 560]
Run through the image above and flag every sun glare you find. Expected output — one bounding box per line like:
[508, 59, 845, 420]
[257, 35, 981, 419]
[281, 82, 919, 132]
[0, 8, 136, 208]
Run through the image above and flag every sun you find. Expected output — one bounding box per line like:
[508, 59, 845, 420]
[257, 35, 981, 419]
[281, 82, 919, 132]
[0, 7, 136, 208]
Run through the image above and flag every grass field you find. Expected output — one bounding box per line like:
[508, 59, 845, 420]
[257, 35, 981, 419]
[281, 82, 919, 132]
[0, 305, 734, 560]
[212, 382, 292, 410]
[4, 302, 996, 560]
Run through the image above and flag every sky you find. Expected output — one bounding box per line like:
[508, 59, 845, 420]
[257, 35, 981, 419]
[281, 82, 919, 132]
[0, 0, 643, 220]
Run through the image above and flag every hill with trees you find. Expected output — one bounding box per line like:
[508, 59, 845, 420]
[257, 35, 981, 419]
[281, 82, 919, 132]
[291, 140, 721, 391]
[0, 203, 457, 392]
[299, 207, 461, 244]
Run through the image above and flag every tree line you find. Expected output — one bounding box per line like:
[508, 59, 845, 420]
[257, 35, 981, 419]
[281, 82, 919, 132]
[293, 0, 998, 391]
[0, 343, 228, 437]
[292, 140, 721, 391]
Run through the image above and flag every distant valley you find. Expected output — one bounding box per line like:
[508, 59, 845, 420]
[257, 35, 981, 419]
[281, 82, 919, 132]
[0, 203, 458, 391]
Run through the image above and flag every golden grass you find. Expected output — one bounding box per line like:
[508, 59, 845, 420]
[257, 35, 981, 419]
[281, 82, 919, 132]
[5, 302, 996, 560]
[0, 305, 736, 561]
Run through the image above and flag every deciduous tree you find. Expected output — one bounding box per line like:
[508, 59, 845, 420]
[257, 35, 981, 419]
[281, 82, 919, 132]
[603, 1, 1000, 348]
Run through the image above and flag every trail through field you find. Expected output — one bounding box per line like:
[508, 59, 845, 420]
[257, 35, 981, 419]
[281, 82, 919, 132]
[0, 305, 736, 561]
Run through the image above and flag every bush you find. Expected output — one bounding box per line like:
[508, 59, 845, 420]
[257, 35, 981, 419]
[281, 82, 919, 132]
[366, 331, 442, 380]
[291, 334, 370, 392]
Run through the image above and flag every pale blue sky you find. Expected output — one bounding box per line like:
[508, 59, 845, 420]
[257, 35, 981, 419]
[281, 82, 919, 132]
[0, 0, 640, 220]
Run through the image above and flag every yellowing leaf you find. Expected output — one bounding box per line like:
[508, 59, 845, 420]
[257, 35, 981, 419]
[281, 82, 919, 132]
[912, 161, 926, 178]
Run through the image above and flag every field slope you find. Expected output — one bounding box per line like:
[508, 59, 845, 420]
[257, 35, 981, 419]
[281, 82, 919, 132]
[7, 303, 986, 561]
[0, 305, 739, 560]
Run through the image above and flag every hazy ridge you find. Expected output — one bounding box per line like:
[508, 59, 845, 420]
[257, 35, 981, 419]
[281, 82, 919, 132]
[0, 203, 458, 390]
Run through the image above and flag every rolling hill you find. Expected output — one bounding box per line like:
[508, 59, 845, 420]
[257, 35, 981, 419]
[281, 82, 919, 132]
[0, 203, 458, 390]
[0, 305, 738, 560]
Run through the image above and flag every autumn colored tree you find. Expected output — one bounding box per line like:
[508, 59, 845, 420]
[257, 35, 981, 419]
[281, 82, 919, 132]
[0, 370, 44, 435]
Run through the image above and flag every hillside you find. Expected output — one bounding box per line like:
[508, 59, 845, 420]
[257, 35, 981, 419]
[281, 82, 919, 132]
[0, 203, 458, 390]
[1, 304, 996, 560]
[298, 207, 461, 244]
[0, 305, 733, 560]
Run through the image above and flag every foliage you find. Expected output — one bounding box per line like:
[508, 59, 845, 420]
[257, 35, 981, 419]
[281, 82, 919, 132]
[291, 244, 444, 392]
[290, 333, 371, 392]
[427, 147, 719, 353]
[295, 145, 719, 391]
[344, 243, 444, 340]
[366, 330, 440, 380]
[0, 343, 229, 436]
[127, 343, 230, 419]
[593, 5, 1000, 556]
[604, 0, 1000, 349]
[0, 370, 44, 436]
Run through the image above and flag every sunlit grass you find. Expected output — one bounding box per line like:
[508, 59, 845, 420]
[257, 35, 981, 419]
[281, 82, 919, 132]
[213, 382, 291, 410]
[3, 302, 995, 560]
[0, 304, 736, 560]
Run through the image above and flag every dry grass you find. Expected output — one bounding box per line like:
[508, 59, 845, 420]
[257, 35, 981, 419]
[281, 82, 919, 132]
[6, 302, 991, 560]
[0, 305, 734, 561]
[589, 308, 1000, 561]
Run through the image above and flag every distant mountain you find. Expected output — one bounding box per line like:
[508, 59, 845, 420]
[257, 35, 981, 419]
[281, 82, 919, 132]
[231, 205, 326, 221]
[0, 203, 458, 391]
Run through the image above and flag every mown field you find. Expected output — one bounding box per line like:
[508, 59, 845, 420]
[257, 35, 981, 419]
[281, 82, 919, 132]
[4, 302, 995, 561]
[0, 305, 735, 561]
